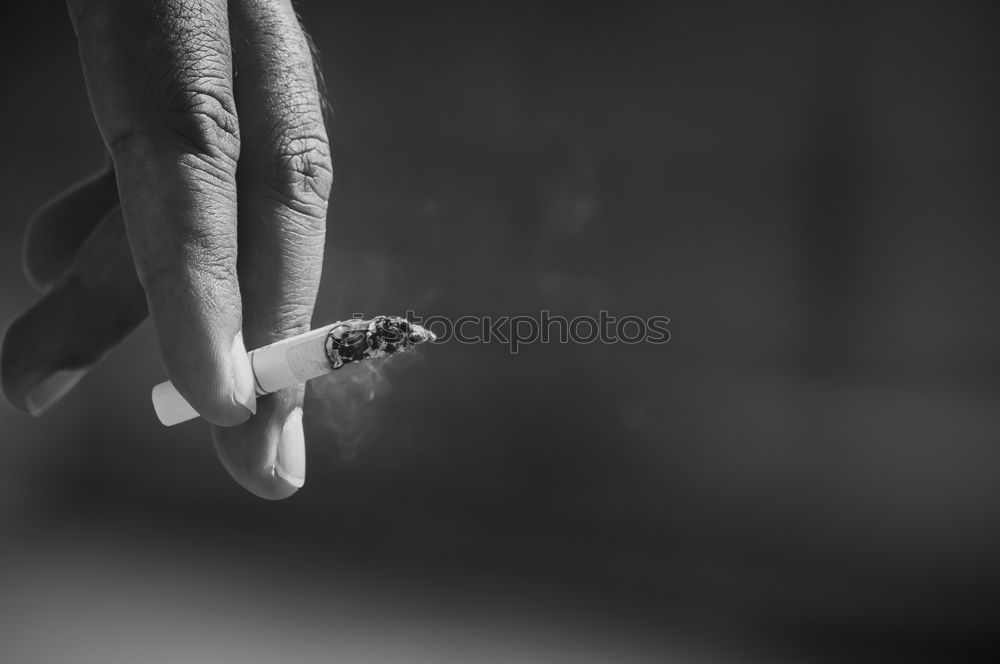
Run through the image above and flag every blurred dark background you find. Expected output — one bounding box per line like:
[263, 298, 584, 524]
[2, 1, 999, 661]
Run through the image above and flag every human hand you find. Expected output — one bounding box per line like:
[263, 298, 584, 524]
[1, 0, 332, 500]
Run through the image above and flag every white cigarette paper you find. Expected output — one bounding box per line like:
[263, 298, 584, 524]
[152, 316, 435, 426]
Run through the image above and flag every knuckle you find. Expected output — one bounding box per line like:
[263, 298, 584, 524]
[108, 80, 242, 171]
[261, 129, 333, 221]
[159, 86, 242, 165]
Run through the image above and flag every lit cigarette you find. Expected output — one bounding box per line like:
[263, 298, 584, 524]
[151, 315, 435, 426]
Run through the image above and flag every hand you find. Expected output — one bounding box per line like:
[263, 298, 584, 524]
[1, 0, 332, 500]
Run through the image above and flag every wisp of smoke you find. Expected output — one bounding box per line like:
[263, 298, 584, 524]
[307, 349, 424, 462]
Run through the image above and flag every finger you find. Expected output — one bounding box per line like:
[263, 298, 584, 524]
[2, 207, 148, 415]
[212, 0, 332, 499]
[23, 163, 118, 291]
[213, 386, 305, 501]
[68, 0, 256, 426]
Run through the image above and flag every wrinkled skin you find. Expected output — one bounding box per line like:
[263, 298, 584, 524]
[1, 0, 332, 500]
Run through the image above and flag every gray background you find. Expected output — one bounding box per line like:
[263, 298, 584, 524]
[1, 1, 998, 660]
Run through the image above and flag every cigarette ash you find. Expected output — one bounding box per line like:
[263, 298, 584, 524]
[312, 315, 434, 463]
[324, 315, 435, 370]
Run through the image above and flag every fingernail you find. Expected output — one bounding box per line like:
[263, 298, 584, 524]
[23, 368, 87, 416]
[274, 407, 305, 488]
[231, 331, 256, 415]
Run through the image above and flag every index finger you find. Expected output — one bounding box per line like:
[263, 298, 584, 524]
[68, 0, 256, 425]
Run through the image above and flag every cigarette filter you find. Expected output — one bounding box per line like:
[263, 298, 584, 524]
[152, 315, 435, 426]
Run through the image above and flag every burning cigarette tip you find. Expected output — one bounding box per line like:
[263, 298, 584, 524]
[325, 315, 435, 370]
